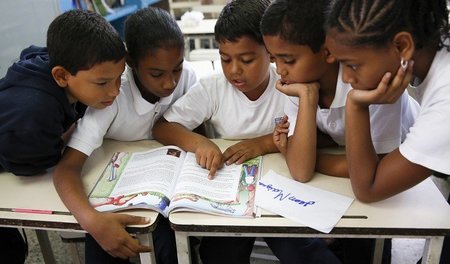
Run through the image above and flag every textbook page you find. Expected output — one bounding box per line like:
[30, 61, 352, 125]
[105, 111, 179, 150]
[169, 156, 262, 217]
[172, 152, 241, 201]
[109, 147, 185, 197]
[88, 146, 186, 216]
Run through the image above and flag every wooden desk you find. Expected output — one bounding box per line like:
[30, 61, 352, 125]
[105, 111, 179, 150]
[0, 140, 164, 264]
[169, 140, 450, 264]
[177, 19, 217, 60]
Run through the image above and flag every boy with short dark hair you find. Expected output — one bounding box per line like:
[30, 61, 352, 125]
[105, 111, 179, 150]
[153, 0, 284, 178]
[153, 0, 341, 263]
[54, 7, 198, 263]
[0, 10, 126, 263]
[0, 9, 126, 176]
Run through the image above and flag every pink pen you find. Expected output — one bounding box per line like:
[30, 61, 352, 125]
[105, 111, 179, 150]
[12, 208, 53, 214]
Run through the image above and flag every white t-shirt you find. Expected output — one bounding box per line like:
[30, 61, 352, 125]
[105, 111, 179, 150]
[68, 62, 197, 156]
[285, 66, 420, 154]
[400, 47, 450, 174]
[163, 65, 286, 139]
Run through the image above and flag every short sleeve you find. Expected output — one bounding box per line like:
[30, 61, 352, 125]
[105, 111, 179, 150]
[68, 103, 118, 156]
[164, 80, 215, 130]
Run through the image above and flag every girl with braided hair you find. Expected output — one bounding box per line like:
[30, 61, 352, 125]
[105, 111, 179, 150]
[325, 1, 450, 263]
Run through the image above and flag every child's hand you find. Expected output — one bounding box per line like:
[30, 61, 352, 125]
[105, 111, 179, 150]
[223, 138, 264, 166]
[276, 80, 320, 98]
[273, 115, 289, 155]
[348, 61, 414, 106]
[84, 212, 151, 259]
[194, 139, 224, 179]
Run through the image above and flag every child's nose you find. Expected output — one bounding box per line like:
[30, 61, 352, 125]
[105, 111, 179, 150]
[108, 86, 120, 97]
[276, 67, 287, 77]
[109, 78, 121, 96]
[230, 61, 242, 74]
[342, 69, 355, 84]
[163, 76, 176, 90]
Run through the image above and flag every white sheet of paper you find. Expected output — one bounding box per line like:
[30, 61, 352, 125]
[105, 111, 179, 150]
[255, 170, 354, 233]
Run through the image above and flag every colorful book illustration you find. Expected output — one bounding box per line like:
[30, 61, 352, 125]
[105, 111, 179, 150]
[88, 146, 262, 218]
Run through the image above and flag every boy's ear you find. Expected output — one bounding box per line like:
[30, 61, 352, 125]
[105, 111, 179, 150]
[393, 32, 415, 60]
[324, 47, 336, 64]
[51, 66, 71, 88]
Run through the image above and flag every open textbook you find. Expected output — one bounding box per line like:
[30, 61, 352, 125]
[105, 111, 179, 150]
[88, 145, 262, 218]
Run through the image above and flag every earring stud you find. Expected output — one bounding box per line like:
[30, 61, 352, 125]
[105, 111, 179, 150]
[400, 58, 408, 70]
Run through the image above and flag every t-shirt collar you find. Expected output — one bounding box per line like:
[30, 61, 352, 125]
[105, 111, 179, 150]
[126, 67, 174, 114]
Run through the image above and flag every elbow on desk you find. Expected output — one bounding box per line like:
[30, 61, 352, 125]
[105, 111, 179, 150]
[352, 188, 386, 203]
[289, 168, 314, 183]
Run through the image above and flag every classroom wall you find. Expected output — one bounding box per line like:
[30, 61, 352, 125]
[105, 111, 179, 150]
[0, 0, 60, 77]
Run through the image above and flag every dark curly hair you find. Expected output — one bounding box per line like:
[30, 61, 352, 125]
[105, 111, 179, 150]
[215, 0, 272, 44]
[47, 9, 125, 74]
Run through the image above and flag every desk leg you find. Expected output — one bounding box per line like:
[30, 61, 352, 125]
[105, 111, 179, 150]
[175, 231, 191, 264]
[35, 230, 56, 264]
[372, 238, 384, 264]
[184, 37, 191, 60]
[421, 236, 444, 264]
[137, 233, 156, 264]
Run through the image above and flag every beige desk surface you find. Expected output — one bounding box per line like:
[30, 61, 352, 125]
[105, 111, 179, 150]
[1, 138, 449, 237]
[170, 140, 450, 237]
[0, 139, 161, 233]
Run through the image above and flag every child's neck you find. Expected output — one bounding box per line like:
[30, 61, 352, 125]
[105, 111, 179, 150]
[141, 90, 160, 104]
[133, 71, 160, 104]
[318, 62, 339, 109]
[243, 72, 270, 101]
[412, 43, 439, 82]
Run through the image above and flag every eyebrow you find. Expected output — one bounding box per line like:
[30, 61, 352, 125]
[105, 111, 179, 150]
[93, 76, 115, 82]
[273, 54, 293, 58]
[146, 59, 184, 71]
[219, 51, 257, 56]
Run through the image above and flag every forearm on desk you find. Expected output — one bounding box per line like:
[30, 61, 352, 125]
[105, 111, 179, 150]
[315, 153, 348, 178]
[53, 151, 99, 228]
[252, 134, 279, 155]
[285, 100, 318, 183]
[153, 118, 211, 152]
[225, 134, 279, 161]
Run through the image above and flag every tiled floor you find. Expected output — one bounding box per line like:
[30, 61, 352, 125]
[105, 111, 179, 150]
[24, 176, 449, 264]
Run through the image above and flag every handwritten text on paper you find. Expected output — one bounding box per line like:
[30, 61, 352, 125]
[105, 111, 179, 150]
[255, 170, 354, 233]
[258, 182, 316, 207]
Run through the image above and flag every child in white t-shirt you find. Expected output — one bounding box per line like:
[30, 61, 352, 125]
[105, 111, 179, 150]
[153, 2, 285, 179]
[153, 0, 342, 263]
[262, 1, 418, 263]
[325, 0, 450, 263]
[264, 0, 419, 183]
[54, 7, 196, 264]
